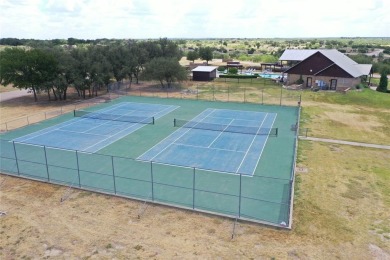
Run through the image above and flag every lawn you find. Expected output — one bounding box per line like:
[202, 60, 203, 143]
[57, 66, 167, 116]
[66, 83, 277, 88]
[300, 88, 390, 145]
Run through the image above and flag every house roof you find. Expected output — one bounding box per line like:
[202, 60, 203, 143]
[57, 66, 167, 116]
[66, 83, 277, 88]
[191, 66, 218, 72]
[279, 49, 317, 61]
[281, 49, 372, 77]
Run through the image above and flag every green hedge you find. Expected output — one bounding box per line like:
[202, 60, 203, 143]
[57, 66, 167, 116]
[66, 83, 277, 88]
[219, 74, 258, 79]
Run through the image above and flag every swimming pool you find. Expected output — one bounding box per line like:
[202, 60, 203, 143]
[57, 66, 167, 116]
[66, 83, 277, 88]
[258, 73, 282, 79]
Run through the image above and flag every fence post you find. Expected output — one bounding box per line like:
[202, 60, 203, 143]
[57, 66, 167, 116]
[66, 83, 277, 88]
[196, 85, 199, 100]
[193, 167, 196, 210]
[76, 151, 81, 187]
[212, 85, 215, 101]
[5, 122, 8, 132]
[228, 85, 230, 102]
[261, 89, 264, 105]
[43, 146, 50, 182]
[26, 116, 30, 125]
[12, 141, 20, 175]
[239, 172, 242, 218]
[244, 87, 246, 103]
[111, 156, 116, 194]
[151, 161, 154, 201]
[279, 86, 283, 106]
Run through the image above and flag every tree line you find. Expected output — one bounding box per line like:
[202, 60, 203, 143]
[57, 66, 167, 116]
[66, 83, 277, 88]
[0, 38, 187, 101]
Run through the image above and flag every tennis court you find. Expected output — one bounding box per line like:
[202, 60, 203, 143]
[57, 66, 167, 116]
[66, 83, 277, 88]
[139, 108, 277, 175]
[0, 96, 299, 228]
[13, 102, 178, 153]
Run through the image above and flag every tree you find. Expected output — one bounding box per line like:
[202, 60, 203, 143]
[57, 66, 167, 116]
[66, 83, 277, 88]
[142, 57, 187, 88]
[376, 70, 388, 93]
[47, 48, 80, 100]
[0, 48, 57, 101]
[129, 43, 149, 84]
[186, 51, 199, 62]
[198, 47, 213, 65]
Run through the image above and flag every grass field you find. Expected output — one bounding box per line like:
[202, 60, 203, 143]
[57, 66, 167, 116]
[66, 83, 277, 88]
[1, 82, 389, 259]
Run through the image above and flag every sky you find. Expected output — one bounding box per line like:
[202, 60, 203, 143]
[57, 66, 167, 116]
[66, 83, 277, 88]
[0, 0, 389, 39]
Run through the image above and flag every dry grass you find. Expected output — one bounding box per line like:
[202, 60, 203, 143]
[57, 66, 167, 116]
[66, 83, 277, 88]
[1, 84, 390, 259]
[1, 142, 389, 259]
[0, 85, 16, 93]
[301, 102, 390, 145]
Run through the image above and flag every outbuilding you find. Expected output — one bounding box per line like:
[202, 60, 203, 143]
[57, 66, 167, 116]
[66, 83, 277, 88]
[192, 66, 218, 81]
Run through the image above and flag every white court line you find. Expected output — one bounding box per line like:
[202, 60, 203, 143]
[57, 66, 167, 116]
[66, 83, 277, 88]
[248, 113, 277, 176]
[152, 105, 180, 119]
[174, 142, 246, 153]
[56, 129, 107, 137]
[15, 103, 130, 143]
[207, 119, 234, 148]
[80, 110, 138, 134]
[206, 115, 269, 123]
[82, 123, 142, 151]
[146, 109, 216, 161]
[84, 105, 179, 152]
[235, 114, 268, 174]
[137, 108, 215, 160]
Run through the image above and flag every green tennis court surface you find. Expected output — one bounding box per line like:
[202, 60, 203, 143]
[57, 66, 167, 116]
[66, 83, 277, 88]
[0, 96, 299, 228]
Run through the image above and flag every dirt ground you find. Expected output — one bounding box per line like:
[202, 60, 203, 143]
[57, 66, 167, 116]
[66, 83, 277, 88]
[1, 88, 390, 259]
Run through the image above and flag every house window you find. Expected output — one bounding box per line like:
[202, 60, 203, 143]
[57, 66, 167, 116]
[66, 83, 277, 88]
[330, 79, 337, 90]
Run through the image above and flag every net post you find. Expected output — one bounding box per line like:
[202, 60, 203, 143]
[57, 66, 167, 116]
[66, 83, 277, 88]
[152, 117, 155, 125]
[173, 118, 176, 127]
[43, 146, 50, 182]
[111, 156, 116, 194]
[276, 128, 278, 137]
[73, 110, 76, 117]
[12, 141, 20, 175]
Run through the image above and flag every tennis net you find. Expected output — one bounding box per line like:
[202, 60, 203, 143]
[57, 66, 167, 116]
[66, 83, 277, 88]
[74, 110, 154, 124]
[173, 119, 278, 136]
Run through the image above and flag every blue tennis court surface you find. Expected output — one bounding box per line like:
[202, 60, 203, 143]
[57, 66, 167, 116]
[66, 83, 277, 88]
[138, 108, 277, 175]
[13, 102, 178, 152]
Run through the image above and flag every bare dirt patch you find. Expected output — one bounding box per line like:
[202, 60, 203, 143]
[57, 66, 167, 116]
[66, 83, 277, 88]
[323, 111, 382, 132]
[0, 84, 16, 93]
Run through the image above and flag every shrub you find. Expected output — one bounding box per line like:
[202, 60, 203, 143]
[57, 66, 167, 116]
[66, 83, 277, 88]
[219, 74, 257, 79]
[217, 66, 226, 72]
[228, 68, 238, 74]
[355, 83, 365, 89]
[296, 75, 304, 84]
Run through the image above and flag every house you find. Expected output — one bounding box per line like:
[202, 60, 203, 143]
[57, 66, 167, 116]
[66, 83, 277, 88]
[192, 66, 218, 81]
[279, 49, 373, 90]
